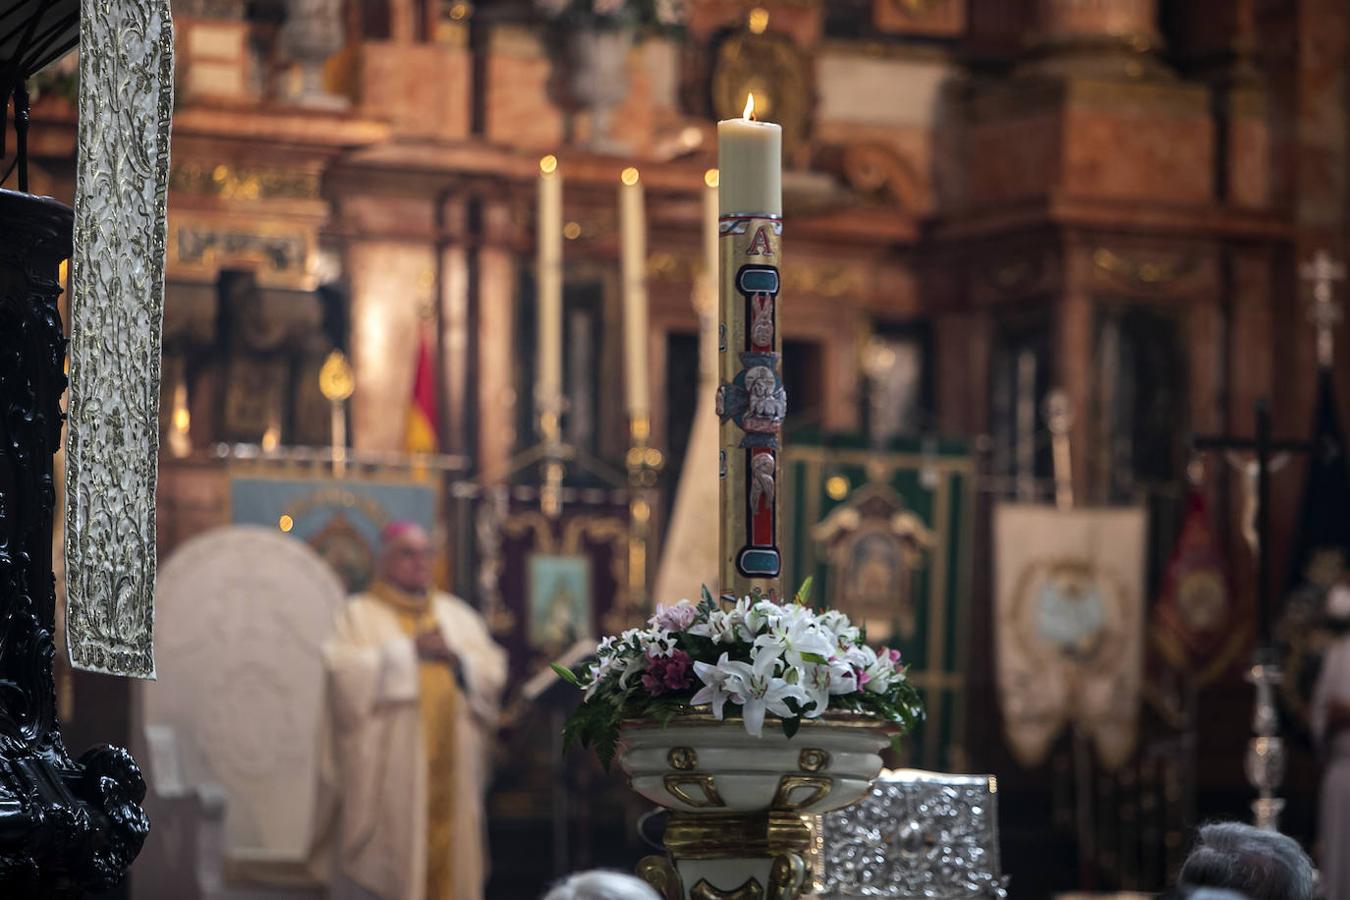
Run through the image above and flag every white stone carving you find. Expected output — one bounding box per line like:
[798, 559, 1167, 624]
[140, 526, 345, 861]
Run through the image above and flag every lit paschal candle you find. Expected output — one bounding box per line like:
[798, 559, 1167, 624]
[716, 94, 782, 217]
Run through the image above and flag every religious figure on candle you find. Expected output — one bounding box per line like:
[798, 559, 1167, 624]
[749, 451, 776, 515]
[751, 294, 775, 347]
[718, 363, 787, 439]
[745, 365, 787, 427]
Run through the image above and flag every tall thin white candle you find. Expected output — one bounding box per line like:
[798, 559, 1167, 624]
[620, 166, 650, 429]
[537, 154, 563, 427]
[700, 168, 719, 386]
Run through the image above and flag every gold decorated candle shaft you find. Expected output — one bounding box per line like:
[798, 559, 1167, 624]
[716, 215, 783, 600]
[717, 100, 784, 601]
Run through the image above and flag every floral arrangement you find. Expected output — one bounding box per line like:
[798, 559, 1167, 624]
[534, 0, 685, 30]
[554, 582, 924, 768]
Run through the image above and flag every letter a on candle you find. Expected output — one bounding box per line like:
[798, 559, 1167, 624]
[746, 225, 774, 257]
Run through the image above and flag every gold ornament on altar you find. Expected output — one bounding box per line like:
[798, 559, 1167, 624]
[319, 349, 354, 475]
[712, 31, 813, 160]
[318, 349, 354, 401]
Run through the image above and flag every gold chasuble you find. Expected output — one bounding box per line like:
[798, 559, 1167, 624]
[370, 582, 461, 900]
[313, 582, 507, 900]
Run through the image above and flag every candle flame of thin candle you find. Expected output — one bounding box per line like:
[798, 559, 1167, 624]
[621, 166, 640, 186]
[743, 93, 755, 121]
[704, 168, 719, 188]
[540, 154, 558, 175]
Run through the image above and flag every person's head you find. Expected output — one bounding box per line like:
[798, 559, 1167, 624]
[1177, 822, 1315, 900]
[378, 521, 433, 594]
[542, 871, 660, 900]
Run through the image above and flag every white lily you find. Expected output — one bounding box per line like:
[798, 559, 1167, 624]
[638, 627, 676, 658]
[800, 658, 860, 717]
[691, 653, 735, 719]
[753, 614, 837, 670]
[719, 650, 810, 737]
[688, 609, 739, 644]
[616, 653, 647, 691]
[817, 609, 862, 654]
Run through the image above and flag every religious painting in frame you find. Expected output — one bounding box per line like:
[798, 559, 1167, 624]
[229, 472, 438, 593]
[781, 434, 972, 772]
[528, 553, 594, 654]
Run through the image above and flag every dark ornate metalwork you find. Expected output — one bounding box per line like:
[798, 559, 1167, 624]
[0, 188, 148, 895]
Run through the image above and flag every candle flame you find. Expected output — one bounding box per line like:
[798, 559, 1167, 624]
[743, 93, 755, 120]
[540, 154, 558, 175]
[621, 166, 640, 186]
[704, 168, 719, 188]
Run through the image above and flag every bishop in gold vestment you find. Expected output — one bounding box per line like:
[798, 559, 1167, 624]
[313, 522, 507, 900]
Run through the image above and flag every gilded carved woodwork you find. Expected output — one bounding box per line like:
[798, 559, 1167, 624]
[769, 774, 832, 810]
[691, 877, 764, 900]
[1092, 246, 1200, 292]
[170, 162, 322, 201]
[648, 251, 864, 301]
[796, 748, 829, 772]
[638, 855, 684, 900]
[664, 774, 728, 809]
[668, 747, 699, 771]
[711, 31, 813, 158]
[169, 218, 316, 290]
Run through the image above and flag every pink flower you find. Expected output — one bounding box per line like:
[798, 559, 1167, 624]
[662, 651, 692, 691]
[641, 648, 693, 695]
[652, 600, 698, 633]
[887, 648, 902, 665]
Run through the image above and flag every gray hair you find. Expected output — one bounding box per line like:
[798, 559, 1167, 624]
[1178, 822, 1315, 900]
[542, 871, 661, 900]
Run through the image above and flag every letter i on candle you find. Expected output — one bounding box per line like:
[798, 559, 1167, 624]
[716, 94, 785, 601]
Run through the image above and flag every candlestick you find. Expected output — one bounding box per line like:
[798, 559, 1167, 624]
[701, 169, 719, 387]
[537, 154, 563, 427]
[717, 99, 784, 601]
[319, 349, 355, 478]
[620, 166, 651, 425]
[1246, 655, 1286, 830]
[167, 381, 191, 459]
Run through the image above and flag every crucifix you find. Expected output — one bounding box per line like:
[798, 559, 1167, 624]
[1192, 400, 1312, 830]
[1302, 249, 1345, 370]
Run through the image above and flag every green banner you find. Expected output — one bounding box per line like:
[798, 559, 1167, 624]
[782, 435, 972, 771]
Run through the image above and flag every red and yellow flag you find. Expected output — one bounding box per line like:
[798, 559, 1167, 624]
[404, 329, 439, 454]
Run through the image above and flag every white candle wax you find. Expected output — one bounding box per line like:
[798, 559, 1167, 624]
[717, 98, 782, 217]
[701, 168, 719, 386]
[537, 155, 563, 420]
[620, 166, 650, 424]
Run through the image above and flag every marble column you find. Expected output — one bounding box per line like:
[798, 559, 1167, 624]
[348, 240, 435, 452]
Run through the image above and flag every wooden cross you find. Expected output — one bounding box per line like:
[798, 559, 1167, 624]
[1193, 401, 1312, 647]
[1301, 249, 1345, 369]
